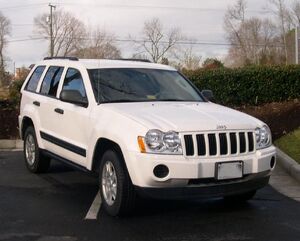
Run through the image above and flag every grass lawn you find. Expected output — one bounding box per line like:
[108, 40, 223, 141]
[275, 128, 300, 164]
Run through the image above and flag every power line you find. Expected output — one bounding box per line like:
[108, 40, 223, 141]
[11, 24, 35, 26]
[7, 37, 45, 43]
[0, 3, 47, 10]
[5, 35, 285, 48]
[53, 2, 271, 14]
[0, 2, 272, 16]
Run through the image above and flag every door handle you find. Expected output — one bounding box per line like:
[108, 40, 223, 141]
[33, 101, 40, 106]
[54, 108, 64, 114]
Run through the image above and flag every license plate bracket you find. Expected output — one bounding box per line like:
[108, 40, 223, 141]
[215, 161, 243, 180]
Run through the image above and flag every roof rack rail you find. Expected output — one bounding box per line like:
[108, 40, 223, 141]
[43, 56, 79, 61]
[116, 58, 151, 63]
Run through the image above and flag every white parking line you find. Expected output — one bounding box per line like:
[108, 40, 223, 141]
[85, 191, 102, 220]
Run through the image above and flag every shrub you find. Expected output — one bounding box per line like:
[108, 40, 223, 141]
[202, 58, 224, 69]
[9, 79, 24, 108]
[184, 65, 300, 106]
[8, 67, 30, 109]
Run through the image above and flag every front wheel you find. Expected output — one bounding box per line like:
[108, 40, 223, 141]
[99, 149, 136, 216]
[224, 190, 257, 203]
[23, 126, 51, 173]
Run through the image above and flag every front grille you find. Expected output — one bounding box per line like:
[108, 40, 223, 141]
[184, 131, 255, 157]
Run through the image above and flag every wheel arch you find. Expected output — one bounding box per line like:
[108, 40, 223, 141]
[91, 138, 128, 173]
[21, 116, 34, 140]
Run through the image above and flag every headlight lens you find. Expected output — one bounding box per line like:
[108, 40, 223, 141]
[145, 129, 164, 151]
[255, 125, 272, 149]
[143, 129, 182, 154]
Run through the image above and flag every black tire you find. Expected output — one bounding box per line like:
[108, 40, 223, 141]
[99, 149, 136, 216]
[23, 126, 51, 173]
[224, 190, 256, 203]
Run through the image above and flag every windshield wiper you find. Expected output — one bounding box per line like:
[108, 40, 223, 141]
[157, 99, 186, 101]
[100, 99, 142, 104]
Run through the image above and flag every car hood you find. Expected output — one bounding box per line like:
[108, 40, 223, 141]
[106, 102, 263, 132]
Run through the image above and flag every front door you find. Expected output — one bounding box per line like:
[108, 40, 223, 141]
[46, 68, 90, 166]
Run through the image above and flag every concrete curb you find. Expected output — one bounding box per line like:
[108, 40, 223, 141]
[276, 147, 300, 183]
[0, 139, 23, 150]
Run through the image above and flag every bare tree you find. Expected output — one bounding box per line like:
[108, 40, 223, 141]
[225, 16, 282, 66]
[74, 28, 121, 59]
[181, 47, 201, 70]
[138, 18, 182, 63]
[268, 0, 293, 65]
[291, 1, 300, 25]
[224, 0, 288, 66]
[34, 10, 86, 57]
[0, 11, 11, 72]
[224, 0, 248, 62]
[173, 42, 201, 70]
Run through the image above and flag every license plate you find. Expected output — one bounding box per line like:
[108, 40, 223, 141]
[216, 161, 243, 180]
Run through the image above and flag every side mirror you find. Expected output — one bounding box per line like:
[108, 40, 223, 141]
[60, 89, 88, 107]
[201, 90, 214, 102]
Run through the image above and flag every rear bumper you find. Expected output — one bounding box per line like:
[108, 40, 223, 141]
[135, 171, 270, 200]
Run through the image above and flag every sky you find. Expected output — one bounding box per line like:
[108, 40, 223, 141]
[0, 0, 293, 71]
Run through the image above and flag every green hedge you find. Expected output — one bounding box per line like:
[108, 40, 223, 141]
[184, 65, 300, 106]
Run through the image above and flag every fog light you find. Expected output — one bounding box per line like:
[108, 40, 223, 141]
[153, 165, 169, 178]
[270, 156, 276, 169]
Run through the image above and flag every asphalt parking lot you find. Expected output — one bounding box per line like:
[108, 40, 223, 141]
[1, 151, 300, 241]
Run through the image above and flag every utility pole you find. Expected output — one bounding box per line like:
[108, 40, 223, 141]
[49, 3, 56, 57]
[296, 27, 299, 65]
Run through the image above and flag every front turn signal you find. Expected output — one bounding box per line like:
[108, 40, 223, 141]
[138, 136, 146, 153]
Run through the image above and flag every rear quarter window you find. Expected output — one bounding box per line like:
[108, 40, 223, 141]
[25, 66, 46, 92]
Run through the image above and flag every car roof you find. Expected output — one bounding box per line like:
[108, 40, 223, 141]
[35, 59, 177, 71]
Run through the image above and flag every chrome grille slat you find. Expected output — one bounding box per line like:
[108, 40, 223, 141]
[226, 132, 231, 156]
[204, 134, 209, 157]
[183, 131, 255, 157]
[236, 132, 240, 155]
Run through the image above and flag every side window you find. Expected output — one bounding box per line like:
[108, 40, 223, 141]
[40, 66, 64, 97]
[62, 68, 87, 99]
[25, 66, 46, 92]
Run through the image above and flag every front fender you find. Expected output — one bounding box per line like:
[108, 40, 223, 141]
[86, 108, 148, 185]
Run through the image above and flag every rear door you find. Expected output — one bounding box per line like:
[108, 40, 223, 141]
[20, 65, 47, 139]
[37, 65, 65, 153]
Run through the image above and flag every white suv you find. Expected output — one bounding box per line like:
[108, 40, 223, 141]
[19, 57, 276, 216]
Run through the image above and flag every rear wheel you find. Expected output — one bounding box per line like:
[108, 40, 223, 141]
[99, 149, 136, 216]
[23, 126, 51, 173]
[224, 190, 256, 203]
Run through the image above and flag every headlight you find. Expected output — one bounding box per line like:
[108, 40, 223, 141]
[255, 125, 272, 149]
[145, 129, 164, 151]
[139, 129, 182, 154]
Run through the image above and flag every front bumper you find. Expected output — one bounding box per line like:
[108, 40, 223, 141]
[135, 171, 270, 199]
[124, 145, 276, 188]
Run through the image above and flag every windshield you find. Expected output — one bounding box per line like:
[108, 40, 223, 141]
[88, 68, 204, 103]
